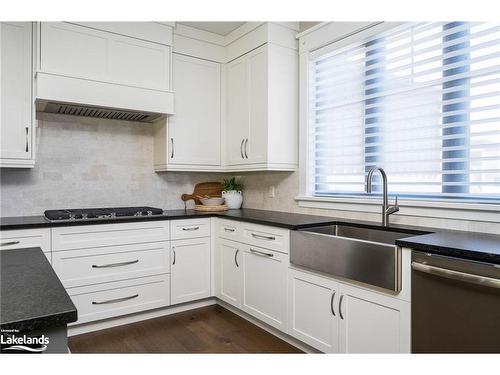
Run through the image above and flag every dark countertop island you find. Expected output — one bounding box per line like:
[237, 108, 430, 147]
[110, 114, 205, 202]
[0, 247, 77, 332]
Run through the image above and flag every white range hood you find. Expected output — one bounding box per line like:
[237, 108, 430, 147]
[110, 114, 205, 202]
[35, 22, 175, 123]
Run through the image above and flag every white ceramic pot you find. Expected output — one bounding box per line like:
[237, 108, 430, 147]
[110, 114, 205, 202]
[222, 190, 243, 209]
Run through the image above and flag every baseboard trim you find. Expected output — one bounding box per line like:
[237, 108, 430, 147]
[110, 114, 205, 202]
[68, 298, 216, 337]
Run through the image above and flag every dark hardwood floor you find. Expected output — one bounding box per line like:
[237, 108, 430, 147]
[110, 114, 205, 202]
[68, 305, 303, 353]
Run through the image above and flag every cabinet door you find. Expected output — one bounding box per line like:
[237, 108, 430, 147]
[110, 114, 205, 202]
[246, 45, 268, 164]
[338, 283, 410, 353]
[241, 245, 287, 331]
[171, 237, 211, 305]
[218, 239, 242, 307]
[288, 269, 339, 353]
[226, 55, 249, 165]
[40, 22, 170, 91]
[0, 22, 32, 160]
[169, 54, 221, 166]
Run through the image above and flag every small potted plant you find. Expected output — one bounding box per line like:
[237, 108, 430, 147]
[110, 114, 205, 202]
[221, 177, 244, 209]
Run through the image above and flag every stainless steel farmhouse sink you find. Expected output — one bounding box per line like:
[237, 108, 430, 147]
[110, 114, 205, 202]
[290, 224, 416, 292]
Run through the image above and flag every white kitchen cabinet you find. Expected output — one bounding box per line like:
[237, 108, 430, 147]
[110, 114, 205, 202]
[225, 43, 298, 171]
[288, 268, 340, 353]
[0, 228, 51, 262]
[287, 267, 410, 353]
[39, 22, 171, 91]
[240, 244, 288, 331]
[338, 282, 410, 353]
[217, 238, 242, 307]
[154, 54, 221, 171]
[170, 237, 211, 305]
[0, 22, 35, 168]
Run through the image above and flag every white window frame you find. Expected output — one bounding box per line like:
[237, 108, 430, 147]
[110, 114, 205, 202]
[296, 22, 500, 223]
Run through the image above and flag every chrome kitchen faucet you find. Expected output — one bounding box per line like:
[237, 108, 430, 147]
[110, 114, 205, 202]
[366, 167, 399, 226]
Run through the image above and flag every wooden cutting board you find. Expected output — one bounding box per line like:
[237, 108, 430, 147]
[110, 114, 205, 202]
[181, 182, 223, 206]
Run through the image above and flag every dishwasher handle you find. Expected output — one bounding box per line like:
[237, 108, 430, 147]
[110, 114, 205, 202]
[411, 261, 500, 289]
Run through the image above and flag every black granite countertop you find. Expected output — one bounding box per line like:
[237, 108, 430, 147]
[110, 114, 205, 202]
[0, 208, 342, 231]
[0, 247, 77, 331]
[396, 232, 500, 265]
[1, 208, 499, 264]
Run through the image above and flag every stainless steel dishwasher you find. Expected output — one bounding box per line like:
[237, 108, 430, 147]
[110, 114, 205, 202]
[412, 251, 500, 353]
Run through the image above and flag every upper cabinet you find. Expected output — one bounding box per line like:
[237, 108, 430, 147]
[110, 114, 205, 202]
[0, 22, 35, 168]
[35, 22, 174, 116]
[154, 53, 221, 171]
[154, 22, 299, 173]
[226, 43, 298, 170]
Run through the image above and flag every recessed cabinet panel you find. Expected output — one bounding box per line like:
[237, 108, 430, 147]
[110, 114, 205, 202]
[170, 237, 211, 305]
[40, 22, 171, 91]
[0, 22, 33, 162]
[218, 239, 242, 307]
[169, 54, 221, 166]
[241, 245, 287, 330]
[226, 55, 249, 166]
[288, 269, 339, 353]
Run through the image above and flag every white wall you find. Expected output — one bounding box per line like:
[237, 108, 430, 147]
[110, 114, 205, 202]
[0, 113, 223, 216]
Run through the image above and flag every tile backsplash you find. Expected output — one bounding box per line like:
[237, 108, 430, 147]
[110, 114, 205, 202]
[0, 113, 223, 216]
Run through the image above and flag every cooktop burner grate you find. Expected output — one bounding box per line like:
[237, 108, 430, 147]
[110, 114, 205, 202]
[44, 206, 164, 221]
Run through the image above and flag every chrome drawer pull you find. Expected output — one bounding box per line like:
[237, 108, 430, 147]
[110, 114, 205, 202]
[250, 248, 274, 258]
[224, 227, 235, 232]
[92, 294, 139, 305]
[182, 226, 200, 231]
[339, 295, 344, 320]
[251, 233, 276, 241]
[330, 290, 336, 317]
[244, 138, 249, 159]
[92, 259, 139, 268]
[235, 249, 239, 267]
[0, 241, 21, 247]
[240, 138, 245, 159]
[412, 261, 500, 289]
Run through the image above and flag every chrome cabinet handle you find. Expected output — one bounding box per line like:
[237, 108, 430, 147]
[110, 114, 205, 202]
[234, 249, 239, 267]
[412, 261, 500, 289]
[170, 138, 174, 159]
[339, 295, 344, 320]
[330, 290, 336, 316]
[25, 127, 29, 152]
[244, 138, 249, 159]
[251, 233, 276, 241]
[182, 226, 199, 231]
[92, 293, 139, 305]
[224, 227, 235, 232]
[172, 247, 176, 265]
[0, 241, 21, 247]
[240, 138, 245, 159]
[250, 248, 274, 258]
[92, 259, 139, 268]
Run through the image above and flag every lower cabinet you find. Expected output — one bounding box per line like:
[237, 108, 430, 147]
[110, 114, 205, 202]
[287, 268, 340, 353]
[218, 238, 242, 307]
[240, 245, 288, 331]
[170, 237, 211, 305]
[0, 228, 51, 263]
[288, 268, 410, 353]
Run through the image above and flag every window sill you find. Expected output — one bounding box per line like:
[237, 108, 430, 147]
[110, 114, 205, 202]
[295, 195, 500, 223]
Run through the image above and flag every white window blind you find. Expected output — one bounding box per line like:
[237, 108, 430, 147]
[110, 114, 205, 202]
[309, 22, 500, 201]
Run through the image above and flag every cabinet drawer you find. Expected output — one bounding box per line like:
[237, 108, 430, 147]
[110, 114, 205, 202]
[217, 219, 242, 240]
[170, 218, 210, 240]
[241, 223, 289, 254]
[52, 241, 170, 288]
[68, 274, 170, 325]
[52, 221, 170, 251]
[1, 228, 51, 262]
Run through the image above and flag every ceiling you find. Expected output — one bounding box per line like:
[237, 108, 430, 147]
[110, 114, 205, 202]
[178, 22, 246, 36]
